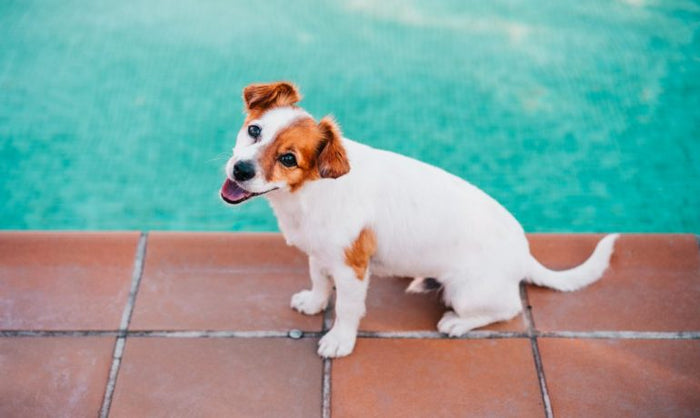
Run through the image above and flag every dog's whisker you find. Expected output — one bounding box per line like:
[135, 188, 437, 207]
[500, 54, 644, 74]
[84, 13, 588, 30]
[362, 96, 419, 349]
[207, 154, 230, 163]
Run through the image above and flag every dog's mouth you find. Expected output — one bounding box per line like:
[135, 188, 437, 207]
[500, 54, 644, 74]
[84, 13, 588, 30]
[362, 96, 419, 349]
[220, 178, 258, 204]
[220, 178, 276, 204]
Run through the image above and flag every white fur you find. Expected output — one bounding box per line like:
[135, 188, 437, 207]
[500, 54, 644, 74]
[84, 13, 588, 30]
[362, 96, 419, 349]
[228, 108, 619, 358]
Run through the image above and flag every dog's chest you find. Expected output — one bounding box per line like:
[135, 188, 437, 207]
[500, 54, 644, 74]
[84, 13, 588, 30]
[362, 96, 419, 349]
[278, 216, 307, 248]
[267, 195, 314, 251]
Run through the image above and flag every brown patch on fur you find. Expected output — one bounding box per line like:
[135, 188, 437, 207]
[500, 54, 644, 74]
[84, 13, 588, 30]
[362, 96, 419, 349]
[259, 118, 323, 192]
[258, 116, 351, 192]
[344, 228, 377, 280]
[243, 82, 301, 118]
[317, 117, 350, 178]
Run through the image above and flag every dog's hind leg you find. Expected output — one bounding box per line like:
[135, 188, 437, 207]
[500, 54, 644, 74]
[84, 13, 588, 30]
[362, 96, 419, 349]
[291, 256, 333, 315]
[437, 275, 522, 337]
[406, 277, 443, 294]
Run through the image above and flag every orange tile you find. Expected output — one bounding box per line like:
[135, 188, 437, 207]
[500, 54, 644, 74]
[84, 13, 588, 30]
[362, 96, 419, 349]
[527, 234, 700, 331]
[0, 337, 114, 417]
[142, 232, 308, 270]
[0, 232, 139, 330]
[361, 276, 527, 332]
[130, 233, 322, 331]
[539, 339, 700, 417]
[332, 338, 543, 417]
[110, 337, 322, 418]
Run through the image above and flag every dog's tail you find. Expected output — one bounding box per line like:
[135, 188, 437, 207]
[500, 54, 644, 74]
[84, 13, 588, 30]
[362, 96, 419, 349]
[524, 233, 619, 292]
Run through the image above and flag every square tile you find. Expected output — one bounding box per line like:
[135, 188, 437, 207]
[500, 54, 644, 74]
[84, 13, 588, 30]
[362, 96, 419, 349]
[527, 234, 700, 331]
[0, 337, 114, 417]
[539, 339, 700, 417]
[360, 276, 527, 332]
[110, 337, 322, 418]
[332, 338, 543, 417]
[130, 233, 321, 331]
[0, 232, 140, 330]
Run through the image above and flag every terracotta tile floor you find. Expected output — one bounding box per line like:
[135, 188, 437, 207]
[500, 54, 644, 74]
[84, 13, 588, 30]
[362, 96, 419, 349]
[1, 232, 699, 417]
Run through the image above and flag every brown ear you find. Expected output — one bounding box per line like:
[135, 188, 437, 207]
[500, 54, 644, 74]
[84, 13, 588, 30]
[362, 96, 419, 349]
[242, 81, 301, 112]
[317, 116, 350, 179]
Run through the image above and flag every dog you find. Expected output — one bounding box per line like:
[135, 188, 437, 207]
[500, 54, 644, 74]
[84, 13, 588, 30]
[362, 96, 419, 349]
[221, 81, 618, 358]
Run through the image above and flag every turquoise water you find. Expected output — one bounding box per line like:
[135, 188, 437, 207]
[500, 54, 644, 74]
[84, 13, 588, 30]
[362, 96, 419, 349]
[1, 1, 699, 232]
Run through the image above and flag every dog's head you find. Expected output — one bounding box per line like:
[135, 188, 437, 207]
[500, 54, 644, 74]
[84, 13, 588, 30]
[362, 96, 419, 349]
[221, 81, 350, 204]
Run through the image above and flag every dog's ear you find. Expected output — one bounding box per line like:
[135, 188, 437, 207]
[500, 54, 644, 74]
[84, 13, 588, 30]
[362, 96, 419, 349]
[243, 82, 301, 112]
[317, 116, 350, 179]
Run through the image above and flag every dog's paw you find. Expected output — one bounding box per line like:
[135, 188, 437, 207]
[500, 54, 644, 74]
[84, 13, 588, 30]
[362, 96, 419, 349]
[437, 311, 475, 337]
[317, 328, 356, 358]
[290, 290, 327, 315]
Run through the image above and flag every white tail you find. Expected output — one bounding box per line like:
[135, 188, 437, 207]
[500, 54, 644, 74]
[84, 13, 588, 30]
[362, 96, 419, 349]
[525, 234, 620, 292]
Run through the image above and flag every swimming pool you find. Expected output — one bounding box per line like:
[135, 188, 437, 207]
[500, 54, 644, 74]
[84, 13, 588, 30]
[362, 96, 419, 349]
[1, 1, 698, 232]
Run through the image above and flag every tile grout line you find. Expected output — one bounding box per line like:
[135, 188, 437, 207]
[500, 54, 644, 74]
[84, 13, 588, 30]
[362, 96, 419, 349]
[99, 231, 148, 418]
[321, 297, 334, 418]
[538, 331, 700, 339]
[520, 283, 553, 418]
[131, 330, 294, 338]
[117, 232, 149, 335]
[357, 330, 528, 339]
[2, 329, 699, 339]
[0, 330, 120, 337]
[100, 338, 125, 418]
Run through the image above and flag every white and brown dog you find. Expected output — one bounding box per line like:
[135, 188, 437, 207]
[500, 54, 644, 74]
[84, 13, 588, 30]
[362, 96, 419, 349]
[221, 81, 618, 358]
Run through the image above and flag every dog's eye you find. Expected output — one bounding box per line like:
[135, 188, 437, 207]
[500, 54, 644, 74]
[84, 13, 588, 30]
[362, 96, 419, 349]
[278, 153, 297, 168]
[248, 124, 261, 140]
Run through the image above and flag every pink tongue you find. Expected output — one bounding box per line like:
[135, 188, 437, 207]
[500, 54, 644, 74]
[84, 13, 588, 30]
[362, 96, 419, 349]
[220, 179, 252, 204]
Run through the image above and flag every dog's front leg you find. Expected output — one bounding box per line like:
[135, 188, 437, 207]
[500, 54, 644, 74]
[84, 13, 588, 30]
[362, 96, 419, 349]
[317, 265, 369, 358]
[290, 256, 332, 315]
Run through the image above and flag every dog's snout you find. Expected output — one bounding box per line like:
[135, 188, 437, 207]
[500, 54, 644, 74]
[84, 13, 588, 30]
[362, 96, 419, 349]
[233, 160, 256, 182]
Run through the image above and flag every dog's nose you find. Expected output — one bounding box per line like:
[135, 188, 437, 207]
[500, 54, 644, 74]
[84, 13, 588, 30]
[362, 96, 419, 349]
[233, 160, 256, 182]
